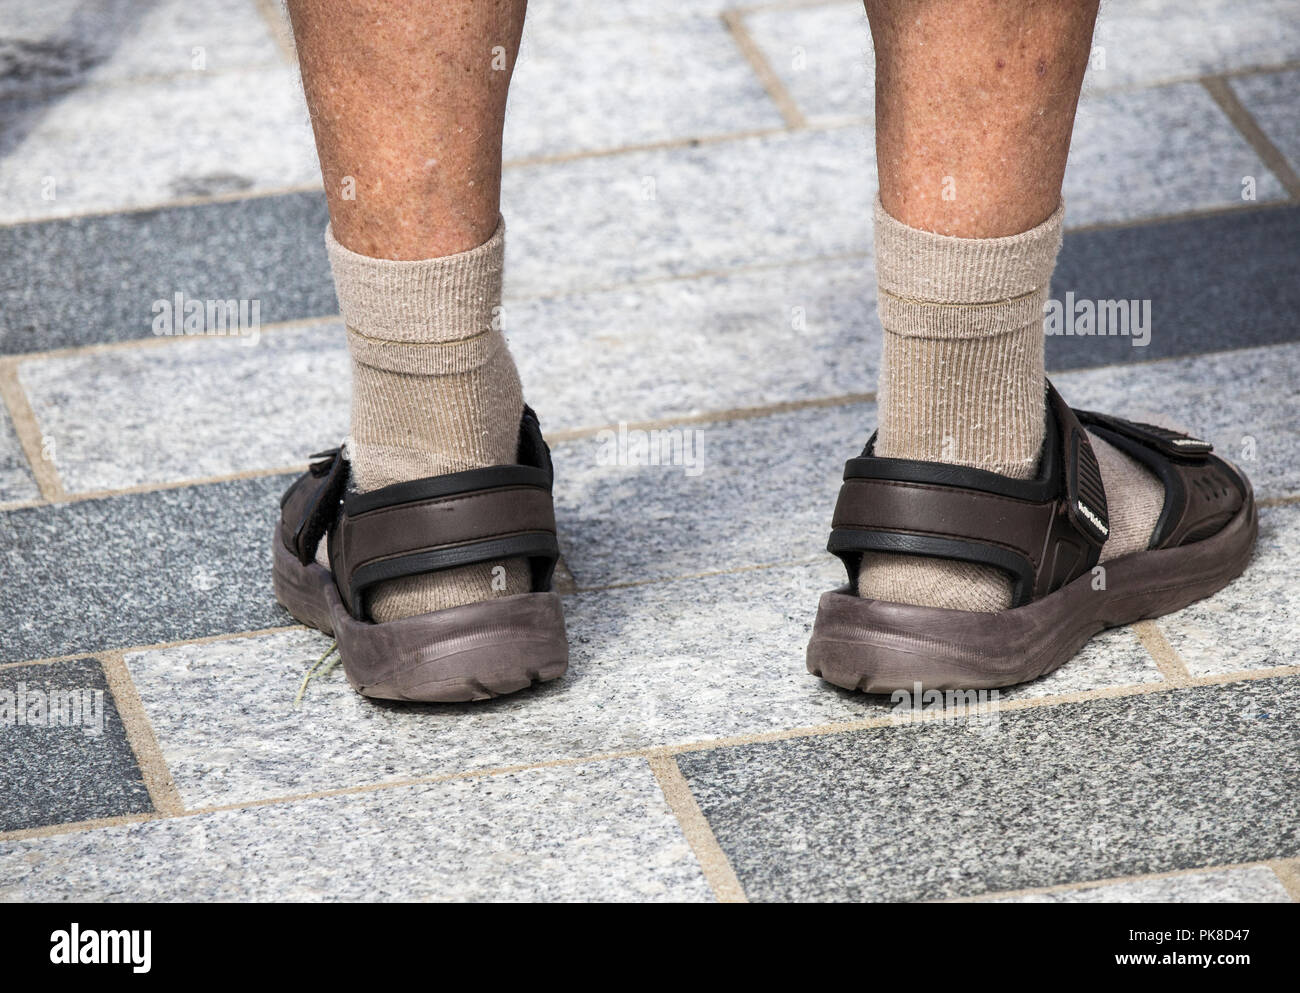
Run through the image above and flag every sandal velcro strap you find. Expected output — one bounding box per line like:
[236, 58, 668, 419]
[828, 381, 1108, 608]
[1074, 410, 1213, 461]
[279, 447, 349, 566]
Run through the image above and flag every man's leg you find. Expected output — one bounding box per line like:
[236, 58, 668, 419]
[859, 0, 1164, 610]
[287, 0, 530, 621]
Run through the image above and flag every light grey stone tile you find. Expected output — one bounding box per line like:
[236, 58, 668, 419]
[0, 758, 712, 902]
[0, 66, 320, 223]
[677, 677, 1300, 901]
[989, 865, 1292, 903]
[1053, 343, 1300, 502]
[1064, 84, 1287, 221]
[741, 2, 874, 126]
[1156, 504, 1299, 677]
[0, 405, 39, 504]
[1231, 69, 1300, 176]
[17, 258, 879, 493]
[0, 0, 283, 98]
[502, 126, 875, 297]
[1089, 0, 1300, 88]
[126, 558, 1157, 809]
[506, 16, 783, 162]
[525, 1, 735, 33]
[741, 0, 1300, 124]
[19, 323, 348, 494]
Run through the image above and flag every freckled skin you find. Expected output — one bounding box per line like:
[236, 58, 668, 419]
[864, 0, 1099, 237]
[287, 1, 526, 260]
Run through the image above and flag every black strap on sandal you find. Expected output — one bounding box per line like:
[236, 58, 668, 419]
[280, 406, 560, 620]
[827, 381, 1110, 608]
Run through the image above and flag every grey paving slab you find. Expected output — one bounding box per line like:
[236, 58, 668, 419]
[0, 758, 712, 902]
[1157, 504, 1300, 677]
[0, 657, 152, 832]
[7, 138, 1295, 362]
[742, 2, 874, 126]
[0, 405, 39, 504]
[677, 676, 1300, 901]
[18, 258, 881, 492]
[0, 65, 320, 223]
[989, 865, 1292, 903]
[0, 0, 283, 100]
[124, 558, 1155, 810]
[742, 0, 1300, 123]
[0, 191, 335, 356]
[503, 126, 875, 298]
[0, 474, 293, 664]
[506, 16, 782, 161]
[1048, 206, 1300, 371]
[525, 1, 735, 32]
[1064, 84, 1287, 220]
[1231, 69, 1300, 176]
[20, 323, 348, 494]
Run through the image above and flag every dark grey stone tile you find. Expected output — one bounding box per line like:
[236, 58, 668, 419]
[677, 677, 1300, 902]
[0, 474, 293, 663]
[1047, 205, 1300, 370]
[0, 657, 152, 831]
[5, 187, 1297, 364]
[0, 192, 334, 356]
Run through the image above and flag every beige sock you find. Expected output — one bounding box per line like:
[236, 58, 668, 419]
[324, 217, 530, 621]
[859, 197, 1163, 610]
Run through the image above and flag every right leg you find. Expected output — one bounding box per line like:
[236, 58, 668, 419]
[287, 0, 532, 622]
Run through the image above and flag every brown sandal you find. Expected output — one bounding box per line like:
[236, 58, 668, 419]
[273, 407, 568, 702]
[807, 381, 1257, 692]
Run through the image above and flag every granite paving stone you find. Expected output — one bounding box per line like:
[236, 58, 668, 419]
[124, 559, 1157, 810]
[0, 0, 284, 100]
[1047, 206, 1300, 371]
[676, 677, 1300, 901]
[742, 0, 1300, 124]
[1231, 69, 1300, 176]
[5, 151, 1295, 362]
[20, 323, 349, 494]
[0, 474, 294, 664]
[17, 259, 881, 491]
[16, 207, 1300, 493]
[0, 192, 335, 356]
[0, 405, 39, 504]
[1157, 504, 1300, 677]
[505, 16, 783, 162]
[0, 657, 152, 832]
[0, 758, 712, 902]
[988, 865, 1293, 903]
[0, 66, 321, 224]
[1063, 84, 1286, 221]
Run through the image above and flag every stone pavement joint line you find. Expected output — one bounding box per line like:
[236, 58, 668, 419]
[1272, 858, 1300, 900]
[0, 359, 62, 501]
[3, 666, 1296, 847]
[1134, 621, 1193, 687]
[98, 652, 186, 816]
[1202, 75, 1300, 199]
[722, 9, 807, 129]
[648, 753, 748, 903]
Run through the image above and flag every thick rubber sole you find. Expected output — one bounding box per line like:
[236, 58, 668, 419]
[806, 479, 1257, 693]
[272, 536, 568, 702]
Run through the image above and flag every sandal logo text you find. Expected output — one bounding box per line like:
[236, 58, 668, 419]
[50, 924, 151, 973]
[1043, 293, 1151, 347]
